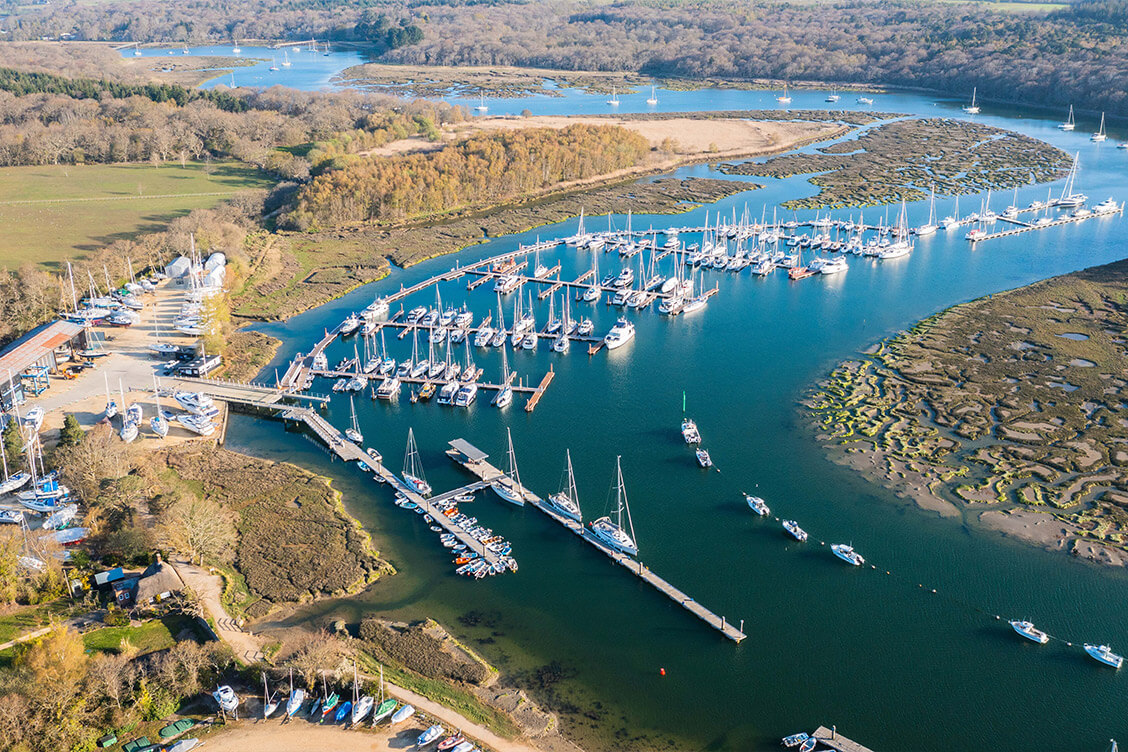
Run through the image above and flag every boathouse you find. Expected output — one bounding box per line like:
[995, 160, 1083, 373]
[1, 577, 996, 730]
[0, 320, 86, 409]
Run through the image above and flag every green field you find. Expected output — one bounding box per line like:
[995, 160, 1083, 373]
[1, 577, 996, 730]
[0, 161, 273, 270]
[82, 613, 199, 655]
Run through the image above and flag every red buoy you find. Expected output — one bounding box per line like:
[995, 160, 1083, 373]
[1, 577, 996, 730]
[659, 668, 666, 676]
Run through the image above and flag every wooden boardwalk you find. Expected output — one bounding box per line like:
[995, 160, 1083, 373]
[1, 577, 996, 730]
[812, 726, 876, 752]
[447, 440, 746, 642]
[524, 367, 554, 412]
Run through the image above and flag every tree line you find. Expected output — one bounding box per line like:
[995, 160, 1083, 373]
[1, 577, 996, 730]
[286, 123, 650, 228]
[0, 76, 462, 178]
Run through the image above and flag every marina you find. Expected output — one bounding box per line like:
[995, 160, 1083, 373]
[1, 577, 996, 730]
[209, 80, 1128, 752]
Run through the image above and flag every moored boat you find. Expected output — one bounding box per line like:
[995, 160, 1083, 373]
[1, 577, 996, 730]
[1009, 619, 1049, 644]
[744, 494, 769, 516]
[783, 520, 808, 542]
[831, 543, 864, 566]
[1085, 643, 1124, 668]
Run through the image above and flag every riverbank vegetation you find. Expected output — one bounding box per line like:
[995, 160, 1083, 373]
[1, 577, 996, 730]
[159, 445, 389, 617]
[808, 258, 1128, 563]
[288, 124, 650, 229]
[722, 118, 1071, 209]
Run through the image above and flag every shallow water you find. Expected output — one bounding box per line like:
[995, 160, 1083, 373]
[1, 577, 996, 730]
[136, 48, 1128, 749]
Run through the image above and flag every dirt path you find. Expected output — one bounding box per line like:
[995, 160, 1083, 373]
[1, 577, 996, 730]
[170, 557, 264, 663]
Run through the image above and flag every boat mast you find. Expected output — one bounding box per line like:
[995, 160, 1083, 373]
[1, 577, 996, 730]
[505, 428, 521, 488]
[565, 449, 577, 505]
[615, 456, 637, 547]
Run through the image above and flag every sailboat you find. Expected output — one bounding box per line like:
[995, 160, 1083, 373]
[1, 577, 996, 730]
[119, 382, 138, 443]
[915, 186, 938, 236]
[402, 428, 432, 496]
[475, 94, 488, 113]
[491, 428, 526, 506]
[547, 450, 583, 522]
[588, 457, 638, 556]
[285, 668, 306, 717]
[646, 86, 658, 106]
[1092, 112, 1108, 142]
[345, 396, 363, 443]
[962, 87, 980, 114]
[494, 347, 513, 408]
[777, 84, 791, 105]
[1059, 104, 1076, 131]
[825, 89, 840, 103]
[0, 427, 29, 495]
[150, 377, 169, 438]
[103, 372, 117, 420]
[1054, 153, 1087, 207]
[606, 86, 620, 106]
[371, 667, 397, 725]
[269, 56, 279, 72]
[350, 661, 373, 726]
[263, 674, 279, 718]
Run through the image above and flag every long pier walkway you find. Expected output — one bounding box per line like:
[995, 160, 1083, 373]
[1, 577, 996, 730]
[446, 439, 746, 642]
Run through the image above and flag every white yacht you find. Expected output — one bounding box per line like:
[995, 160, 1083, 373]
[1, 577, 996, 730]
[491, 429, 526, 506]
[962, 87, 980, 115]
[745, 494, 770, 516]
[1092, 112, 1108, 142]
[695, 448, 712, 467]
[825, 90, 840, 103]
[604, 319, 635, 350]
[376, 376, 400, 399]
[820, 256, 848, 275]
[776, 84, 791, 105]
[402, 428, 432, 497]
[1008, 620, 1049, 644]
[454, 383, 478, 407]
[681, 418, 701, 444]
[547, 450, 583, 522]
[1085, 643, 1124, 669]
[588, 457, 638, 556]
[1059, 104, 1075, 131]
[831, 543, 864, 566]
[1093, 197, 1122, 215]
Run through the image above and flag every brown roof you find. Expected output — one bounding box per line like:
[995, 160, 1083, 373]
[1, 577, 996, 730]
[135, 560, 185, 602]
[0, 320, 83, 377]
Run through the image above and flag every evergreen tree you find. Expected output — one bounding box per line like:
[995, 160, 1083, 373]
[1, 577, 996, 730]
[58, 414, 84, 448]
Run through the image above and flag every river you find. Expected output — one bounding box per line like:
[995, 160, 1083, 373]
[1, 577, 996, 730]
[136, 46, 1128, 751]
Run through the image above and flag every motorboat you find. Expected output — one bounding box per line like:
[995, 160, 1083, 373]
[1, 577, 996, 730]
[681, 419, 701, 444]
[1009, 620, 1049, 644]
[783, 520, 808, 542]
[604, 319, 635, 350]
[376, 377, 401, 399]
[820, 256, 848, 274]
[696, 448, 712, 467]
[454, 383, 478, 407]
[212, 685, 240, 714]
[831, 543, 865, 566]
[417, 724, 445, 746]
[1085, 643, 1124, 668]
[339, 313, 361, 336]
[744, 494, 769, 516]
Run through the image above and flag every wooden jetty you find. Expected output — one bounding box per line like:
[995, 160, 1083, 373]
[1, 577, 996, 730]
[446, 439, 746, 643]
[812, 726, 875, 752]
[524, 367, 554, 412]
